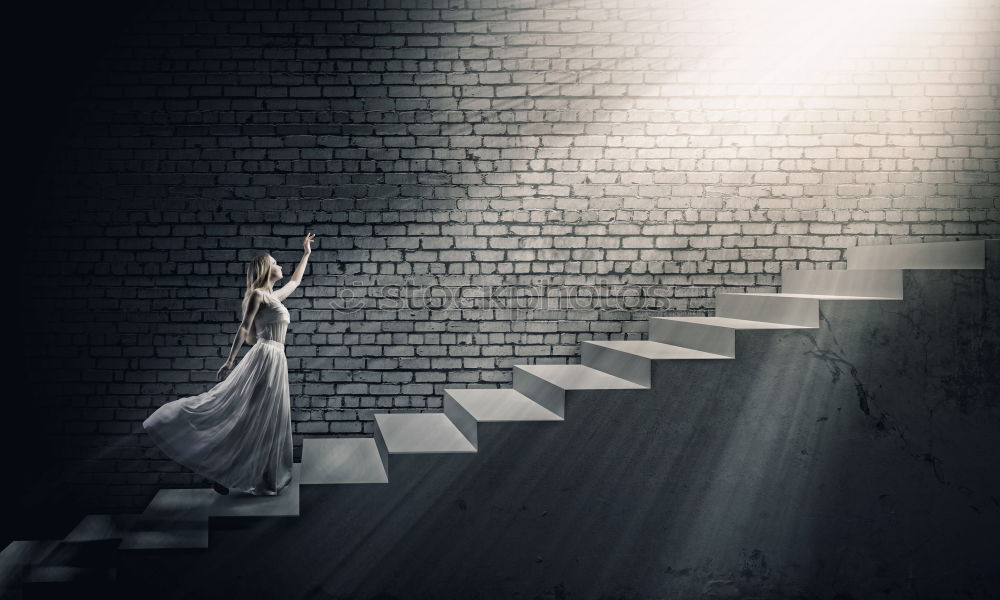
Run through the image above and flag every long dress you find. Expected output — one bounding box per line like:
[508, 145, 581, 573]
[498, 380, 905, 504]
[143, 291, 293, 496]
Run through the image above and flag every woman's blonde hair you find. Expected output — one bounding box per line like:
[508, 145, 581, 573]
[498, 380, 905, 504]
[242, 253, 272, 345]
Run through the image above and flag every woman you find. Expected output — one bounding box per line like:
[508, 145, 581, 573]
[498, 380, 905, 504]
[143, 233, 316, 496]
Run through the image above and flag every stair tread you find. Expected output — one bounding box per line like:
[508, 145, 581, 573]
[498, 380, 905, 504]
[653, 316, 814, 330]
[1, 540, 62, 587]
[445, 388, 563, 421]
[65, 514, 140, 543]
[724, 292, 900, 300]
[584, 340, 730, 360]
[301, 437, 388, 484]
[119, 463, 303, 550]
[205, 462, 302, 518]
[143, 488, 214, 516]
[514, 364, 649, 390]
[375, 413, 477, 454]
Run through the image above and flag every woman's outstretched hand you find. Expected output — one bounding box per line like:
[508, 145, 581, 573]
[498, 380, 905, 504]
[303, 232, 316, 256]
[216, 360, 233, 380]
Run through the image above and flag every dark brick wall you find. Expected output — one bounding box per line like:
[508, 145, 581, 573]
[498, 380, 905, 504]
[10, 0, 999, 526]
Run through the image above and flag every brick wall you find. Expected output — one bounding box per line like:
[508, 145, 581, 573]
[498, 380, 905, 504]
[16, 0, 1000, 516]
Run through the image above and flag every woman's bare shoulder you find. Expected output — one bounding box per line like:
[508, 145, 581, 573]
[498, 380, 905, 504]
[245, 289, 269, 307]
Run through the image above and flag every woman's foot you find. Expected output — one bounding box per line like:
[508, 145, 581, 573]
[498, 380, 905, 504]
[212, 481, 229, 495]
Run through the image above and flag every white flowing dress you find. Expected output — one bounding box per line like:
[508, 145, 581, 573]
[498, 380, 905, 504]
[143, 291, 293, 495]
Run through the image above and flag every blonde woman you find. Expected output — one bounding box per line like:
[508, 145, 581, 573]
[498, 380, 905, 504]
[143, 233, 316, 496]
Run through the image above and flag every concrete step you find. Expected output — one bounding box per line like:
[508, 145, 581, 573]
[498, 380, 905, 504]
[17, 535, 123, 594]
[581, 340, 730, 386]
[118, 488, 212, 551]
[64, 514, 139, 543]
[374, 413, 477, 460]
[32, 539, 122, 570]
[0, 540, 61, 599]
[119, 463, 302, 550]
[846, 239, 988, 270]
[649, 316, 812, 357]
[716, 291, 902, 327]
[13, 514, 141, 592]
[781, 269, 904, 298]
[716, 293, 821, 327]
[514, 364, 649, 391]
[443, 388, 564, 449]
[300, 437, 388, 485]
[512, 364, 648, 417]
[444, 388, 564, 422]
[205, 462, 301, 519]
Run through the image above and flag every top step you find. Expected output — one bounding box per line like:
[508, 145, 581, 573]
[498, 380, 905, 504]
[846, 239, 989, 270]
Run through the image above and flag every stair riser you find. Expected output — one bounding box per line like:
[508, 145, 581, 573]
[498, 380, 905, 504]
[846, 239, 986, 270]
[512, 369, 566, 418]
[716, 295, 819, 327]
[373, 419, 391, 476]
[649, 319, 736, 357]
[580, 343, 651, 387]
[443, 392, 479, 448]
[781, 269, 904, 298]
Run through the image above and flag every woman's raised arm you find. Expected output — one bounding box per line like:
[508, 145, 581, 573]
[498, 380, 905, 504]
[272, 233, 315, 303]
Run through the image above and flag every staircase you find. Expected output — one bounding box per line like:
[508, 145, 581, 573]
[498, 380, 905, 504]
[1, 238, 995, 599]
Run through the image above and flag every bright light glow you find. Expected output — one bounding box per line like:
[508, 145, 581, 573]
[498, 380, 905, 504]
[695, 0, 947, 86]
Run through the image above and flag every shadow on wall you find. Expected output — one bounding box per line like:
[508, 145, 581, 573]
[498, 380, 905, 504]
[5, 0, 149, 548]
